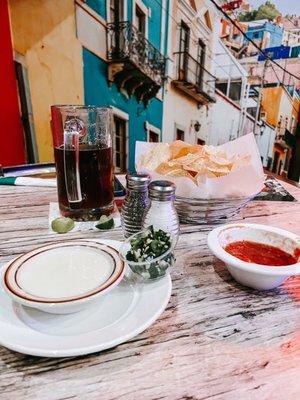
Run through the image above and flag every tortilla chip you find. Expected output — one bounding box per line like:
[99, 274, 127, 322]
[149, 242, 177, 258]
[139, 139, 252, 186]
[156, 162, 188, 177]
[170, 141, 203, 159]
[169, 153, 201, 166]
[138, 143, 171, 170]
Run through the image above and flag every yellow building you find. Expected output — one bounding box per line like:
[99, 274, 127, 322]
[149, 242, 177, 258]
[8, 0, 84, 162]
[261, 85, 300, 175]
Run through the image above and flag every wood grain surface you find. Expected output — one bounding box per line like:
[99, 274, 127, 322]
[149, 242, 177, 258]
[1, 182, 300, 400]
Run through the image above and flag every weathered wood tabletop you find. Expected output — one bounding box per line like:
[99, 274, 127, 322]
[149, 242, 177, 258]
[1, 180, 300, 400]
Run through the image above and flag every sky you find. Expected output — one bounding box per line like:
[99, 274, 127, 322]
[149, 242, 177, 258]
[249, 0, 300, 16]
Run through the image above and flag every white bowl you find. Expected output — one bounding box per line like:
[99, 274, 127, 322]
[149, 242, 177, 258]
[2, 240, 125, 314]
[207, 223, 300, 290]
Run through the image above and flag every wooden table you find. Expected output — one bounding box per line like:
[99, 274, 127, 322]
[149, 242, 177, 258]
[1, 181, 300, 400]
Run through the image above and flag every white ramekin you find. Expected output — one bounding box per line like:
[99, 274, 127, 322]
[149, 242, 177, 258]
[207, 223, 300, 290]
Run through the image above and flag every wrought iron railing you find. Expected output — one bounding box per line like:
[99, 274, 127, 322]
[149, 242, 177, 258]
[174, 51, 216, 99]
[276, 128, 296, 148]
[107, 21, 166, 86]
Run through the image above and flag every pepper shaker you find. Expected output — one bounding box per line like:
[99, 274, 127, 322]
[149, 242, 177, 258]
[121, 173, 151, 238]
[143, 180, 180, 240]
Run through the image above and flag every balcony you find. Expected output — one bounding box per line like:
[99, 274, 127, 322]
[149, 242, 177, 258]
[275, 129, 296, 149]
[172, 51, 216, 105]
[106, 21, 166, 105]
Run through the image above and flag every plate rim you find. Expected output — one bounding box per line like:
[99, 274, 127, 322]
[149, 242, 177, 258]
[3, 240, 125, 303]
[0, 239, 172, 358]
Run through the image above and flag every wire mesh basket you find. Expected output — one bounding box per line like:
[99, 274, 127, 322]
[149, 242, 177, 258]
[175, 195, 253, 225]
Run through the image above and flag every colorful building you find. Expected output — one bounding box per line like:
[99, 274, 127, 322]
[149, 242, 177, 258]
[278, 16, 300, 47]
[243, 20, 283, 56]
[260, 85, 300, 176]
[162, 0, 219, 145]
[78, 0, 168, 171]
[2, 0, 168, 170]
[220, 18, 248, 57]
[4, 0, 84, 166]
[0, 0, 26, 166]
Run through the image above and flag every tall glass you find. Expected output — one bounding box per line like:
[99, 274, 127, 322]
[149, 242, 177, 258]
[51, 105, 114, 221]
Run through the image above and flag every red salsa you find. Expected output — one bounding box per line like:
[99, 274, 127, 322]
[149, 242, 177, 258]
[224, 241, 298, 266]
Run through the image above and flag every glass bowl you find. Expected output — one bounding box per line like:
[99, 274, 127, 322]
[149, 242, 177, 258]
[119, 230, 176, 281]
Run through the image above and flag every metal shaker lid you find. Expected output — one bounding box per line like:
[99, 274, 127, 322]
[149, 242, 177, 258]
[149, 180, 176, 201]
[126, 173, 151, 190]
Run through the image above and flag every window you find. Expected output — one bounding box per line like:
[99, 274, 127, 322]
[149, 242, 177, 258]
[291, 116, 295, 133]
[246, 107, 256, 119]
[149, 131, 159, 142]
[197, 138, 205, 145]
[179, 22, 190, 53]
[179, 22, 190, 80]
[145, 121, 161, 142]
[204, 10, 212, 30]
[176, 128, 185, 141]
[135, 5, 146, 35]
[215, 81, 228, 96]
[229, 81, 242, 102]
[197, 40, 206, 88]
[113, 116, 127, 172]
[109, 0, 124, 23]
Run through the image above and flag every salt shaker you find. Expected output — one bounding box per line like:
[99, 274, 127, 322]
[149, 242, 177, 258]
[121, 173, 151, 238]
[143, 180, 180, 240]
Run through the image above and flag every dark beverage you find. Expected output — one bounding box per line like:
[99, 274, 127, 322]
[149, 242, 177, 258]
[54, 146, 114, 220]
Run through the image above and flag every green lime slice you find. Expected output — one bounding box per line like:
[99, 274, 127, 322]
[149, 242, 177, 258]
[51, 217, 75, 234]
[95, 215, 115, 230]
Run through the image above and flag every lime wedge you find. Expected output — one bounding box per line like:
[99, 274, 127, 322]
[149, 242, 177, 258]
[95, 215, 115, 230]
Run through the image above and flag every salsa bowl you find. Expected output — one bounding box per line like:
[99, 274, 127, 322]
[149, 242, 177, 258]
[207, 223, 300, 290]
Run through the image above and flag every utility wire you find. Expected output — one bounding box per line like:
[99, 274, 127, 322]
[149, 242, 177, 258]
[152, 0, 300, 84]
[152, 0, 300, 116]
[208, 0, 300, 81]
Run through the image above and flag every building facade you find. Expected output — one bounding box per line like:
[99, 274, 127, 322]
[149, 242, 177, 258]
[8, 0, 85, 165]
[162, 0, 220, 145]
[261, 85, 300, 176]
[279, 16, 300, 47]
[3, 0, 168, 170]
[0, 0, 25, 166]
[78, 0, 168, 171]
[243, 20, 283, 56]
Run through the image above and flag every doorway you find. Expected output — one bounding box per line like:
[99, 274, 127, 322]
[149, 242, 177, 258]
[272, 151, 280, 173]
[14, 60, 38, 164]
[197, 40, 206, 90]
[179, 22, 190, 81]
[113, 115, 127, 172]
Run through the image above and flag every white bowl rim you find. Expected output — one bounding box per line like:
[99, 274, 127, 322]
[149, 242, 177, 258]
[207, 223, 300, 276]
[2, 240, 125, 308]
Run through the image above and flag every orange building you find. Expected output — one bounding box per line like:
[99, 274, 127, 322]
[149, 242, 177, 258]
[261, 85, 300, 176]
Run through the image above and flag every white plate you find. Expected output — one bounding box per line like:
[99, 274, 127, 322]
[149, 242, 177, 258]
[3, 240, 125, 314]
[0, 240, 172, 357]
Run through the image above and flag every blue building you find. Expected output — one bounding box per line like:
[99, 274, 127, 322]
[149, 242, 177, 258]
[258, 44, 300, 61]
[77, 0, 169, 172]
[245, 20, 283, 50]
[258, 45, 291, 61]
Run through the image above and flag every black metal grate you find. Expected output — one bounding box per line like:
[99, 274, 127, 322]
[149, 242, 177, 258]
[107, 21, 166, 86]
[174, 51, 216, 99]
